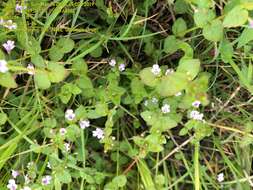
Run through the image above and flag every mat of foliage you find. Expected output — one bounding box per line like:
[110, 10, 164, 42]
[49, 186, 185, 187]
[1, 0, 253, 190]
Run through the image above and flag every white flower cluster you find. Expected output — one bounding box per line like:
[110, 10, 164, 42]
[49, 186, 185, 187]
[65, 109, 104, 140]
[108, 58, 126, 71]
[7, 170, 32, 190]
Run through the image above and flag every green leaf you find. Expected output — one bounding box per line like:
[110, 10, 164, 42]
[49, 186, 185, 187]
[131, 77, 147, 104]
[220, 40, 233, 63]
[90, 46, 103, 58]
[177, 58, 200, 80]
[193, 9, 216, 27]
[31, 54, 45, 68]
[71, 58, 88, 75]
[237, 28, 253, 48]
[0, 73, 17, 88]
[49, 46, 64, 61]
[163, 35, 179, 54]
[47, 62, 66, 83]
[112, 175, 127, 187]
[223, 6, 248, 28]
[141, 111, 156, 126]
[139, 67, 159, 87]
[174, 0, 189, 14]
[55, 169, 72, 183]
[172, 18, 187, 37]
[203, 20, 223, 42]
[56, 38, 75, 53]
[156, 72, 188, 96]
[0, 112, 7, 125]
[34, 72, 51, 89]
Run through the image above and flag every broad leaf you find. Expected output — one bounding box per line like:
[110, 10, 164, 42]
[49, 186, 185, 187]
[223, 6, 248, 28]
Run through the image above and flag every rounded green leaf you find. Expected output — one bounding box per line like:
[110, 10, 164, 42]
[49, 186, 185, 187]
[56, 38, 75, 53]
[112, 175, 127, 187]
[0, 73, 17, 88]
[163, 35, 179, 54]
[34, 72, 51, 89]
[203, 20, 223, 42]
[47, 62, 66, 83]
[31, 54, 45, 68]
[172, 18, 187, 37]
[156, 72, 188, 96]
[194, 9, 216, 27]
[49, 46, 64, 61]
[139, 67, 159, 87]
[177, 58, 200, 80]
[223, 6, 248, 28]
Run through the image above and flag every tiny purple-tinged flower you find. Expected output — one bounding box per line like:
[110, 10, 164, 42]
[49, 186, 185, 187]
[192, 100, 201, 108]
[0, 18, 4, 25]
[3, 20, 17, 30]
[7, 179, 17, 190]
[161, 104, 170, 113]
[59, 128, 67, 136]
[27, 64, 35, 75]
[151, 64, 161, 75]
[249, 20, 253, 29]
[92, 128, 104, 140]
[11, 170, 19, 179]
[109, 59, 116, 67]
[79, 119, 90, 129]
[41, 175, 52, 185]
[0, 60, 8, 73]
[118, 63, 125, 71]
[15, 4, 27, 13]
[3, 40, 15, 54]
[189, 110, 204, 121]
[65, 109, 75, 121]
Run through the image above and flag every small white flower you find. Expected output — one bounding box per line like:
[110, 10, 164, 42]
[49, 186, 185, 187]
[189, 110, 204, 121]
[11, 170, 19, 179]
[151, 97, 158, 104]
[24, 174, 30, 184]
[165, 68, 174, 75]
[175, 92, 182, 97]
[79, 119, 90, 129]
[27, 64, 35, 75]
[41, 175, 52, 186]
[64, 143, 71, 152]
[109, 59, 116, 67]
[59, 128, 67, 136]
[3, 20, 17, 30]
[0, 60, 8, 73]
[192, 100, 201, 108]
[21, 187, 31, 190]
[92, 128, 104, 140]
[47, 162, 51, 169]
[26, 161, 34, 169]
[15, 4, 27, 13]
[3, 40, 15, 54]
[0, 18, 4, 25]
[118, 63, 125, 71]
[151, 64, 161, 75]
[65, 109, 75, 121]
[249, 20, 253, 29]
[7, 179, 17, 190]
[161, 104, 170, 113]
[144, 100, 148, 106]
[217, 173, 224, 182]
